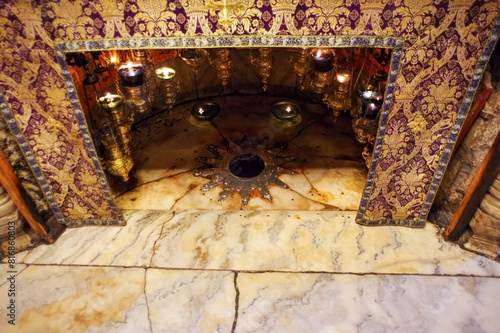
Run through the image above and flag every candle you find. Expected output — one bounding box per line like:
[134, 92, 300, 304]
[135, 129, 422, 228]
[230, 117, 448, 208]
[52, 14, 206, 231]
[336, 70, 352, 84]
[371, 92, 384, 105]
[156, 67, 176, 81]
[271, 102, 300, 120]
[362, 90, 373, 101]
[117, 61, 144, 85]
[98, 93, 123, 110]
[107, 54, 118, 71]
[365, 102, 381, 119]
[336, 69, 351, 93]
[311, 49, 334, 72]
[191, 102, 220, 120]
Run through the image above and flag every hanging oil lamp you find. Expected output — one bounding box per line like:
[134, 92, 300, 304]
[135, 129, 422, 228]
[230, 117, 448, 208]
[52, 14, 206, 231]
[97, 92, 123, 110]
[180, 49, 208, 73]
[324, 69, 352, 117]
[156, 67, 176, 81]
[100, 126, 134, 183]
[117, 61, 144, 85]
[364, 92, 383, 119]
[311, 49, 334, 72]
[250, 48, 274, 91]
[97, 92, 133, 154]
[335, 70, 352, 92]
[292, 48, 310, 90]
[371, 92, 384, 106]
[156, 67, 179, 109]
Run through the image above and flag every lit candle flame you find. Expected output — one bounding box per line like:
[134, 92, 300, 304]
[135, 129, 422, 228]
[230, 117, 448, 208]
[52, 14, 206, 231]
[198, 108, 204, 115]
[104, 92, 113, 103]
[316, 50, 322, 57]
[362, 91, 373, 100]
[337, 73, 351, 84]
[372, 92, 383, 101]
[367, 102, 378, 111]
[118, 62, 143, 79]
[109, 55, 118, 64]
[156, 67, 175, 79]
[99, 92, 122, 109]
[285, 106, 292, 113]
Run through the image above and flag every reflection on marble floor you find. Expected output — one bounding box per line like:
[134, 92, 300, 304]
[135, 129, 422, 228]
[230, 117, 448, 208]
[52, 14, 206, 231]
[2, 209, 500, 332]
[114, 95, 367, 211]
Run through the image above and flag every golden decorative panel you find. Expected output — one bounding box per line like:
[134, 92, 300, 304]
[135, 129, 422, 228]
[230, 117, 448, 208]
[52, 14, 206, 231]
[0, 0, 498, 227]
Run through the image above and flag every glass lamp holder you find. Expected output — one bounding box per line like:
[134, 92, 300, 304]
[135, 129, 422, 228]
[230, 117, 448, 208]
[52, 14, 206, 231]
[180, 49, 208, 74]
[250, 48, 274, 91]
[209, 49, 232, 87]
[291, 48, 310, 90]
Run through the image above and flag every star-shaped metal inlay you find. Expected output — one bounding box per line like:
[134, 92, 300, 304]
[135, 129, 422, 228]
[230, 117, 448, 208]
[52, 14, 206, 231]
[193, 136, 298, 205]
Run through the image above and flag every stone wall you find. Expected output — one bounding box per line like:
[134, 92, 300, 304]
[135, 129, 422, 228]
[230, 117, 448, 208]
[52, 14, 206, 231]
[429, 84, 500, 229]
[0, 183, 38, 258]
[463, 170, 500, 261]
[0, 115, 52, 221]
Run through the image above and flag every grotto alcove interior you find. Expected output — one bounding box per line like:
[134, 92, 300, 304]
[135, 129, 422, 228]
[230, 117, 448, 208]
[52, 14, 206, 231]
[58, 36, 405, 226]
[63, 41, 399, 216]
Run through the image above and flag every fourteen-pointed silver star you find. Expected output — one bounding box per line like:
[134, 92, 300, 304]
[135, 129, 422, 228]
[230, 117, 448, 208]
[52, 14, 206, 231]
[193, 136, 297, 205]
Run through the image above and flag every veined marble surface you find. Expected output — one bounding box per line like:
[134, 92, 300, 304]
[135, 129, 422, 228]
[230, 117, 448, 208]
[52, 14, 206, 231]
[1, 265, 499, 333]
[146, 269, 235, 333]
[236, 273, 500, 333]
[16, 210, 500, 276]
[0, 265, 150, 333]
[0, 265, 235, 333]
[3, 209, 500, 332]
[115, 95, 366, 211]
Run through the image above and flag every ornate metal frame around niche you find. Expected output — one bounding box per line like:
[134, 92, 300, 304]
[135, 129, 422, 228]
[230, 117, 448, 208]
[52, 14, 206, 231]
[53, 35, 404, 225]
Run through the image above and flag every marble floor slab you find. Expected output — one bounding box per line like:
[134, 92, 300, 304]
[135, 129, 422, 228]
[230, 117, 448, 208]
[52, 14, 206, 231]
[235, 273, 500, 333]
[13, 210, 174, 267]
[16, 210, 500, 276]
[114, 95, 367, 211]
[0, 265, 150, 333]
[4, 208, 500, 332]
[2, 265, 499, 333]
[146, 269, 236, 333]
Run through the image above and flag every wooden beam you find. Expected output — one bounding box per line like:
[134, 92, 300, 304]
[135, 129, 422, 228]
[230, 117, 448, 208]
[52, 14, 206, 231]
[446, 129, 500, 241]
[454, 72, 493, 153]
[0, 149, 55, 243]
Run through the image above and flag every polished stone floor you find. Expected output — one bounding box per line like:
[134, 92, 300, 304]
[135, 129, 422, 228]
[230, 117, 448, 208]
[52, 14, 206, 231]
[2, 210, 500, 333]
[2, 96, 500, 332]
[114, 95, 367, 211]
